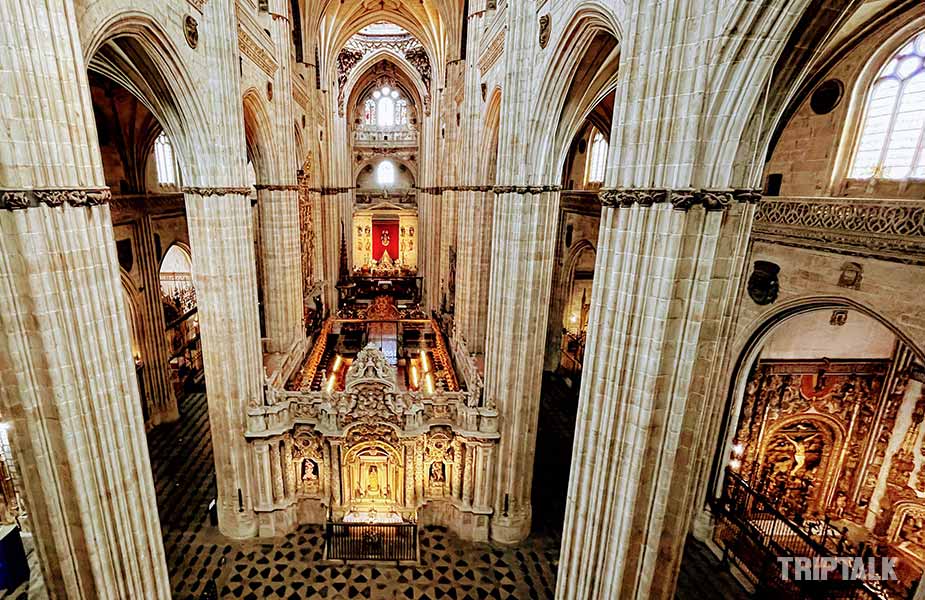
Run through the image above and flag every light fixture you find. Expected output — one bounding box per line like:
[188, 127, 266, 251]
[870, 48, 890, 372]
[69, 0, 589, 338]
[729, 459, 742, 471]
[731, 443, 744, 457]
[325, 374, 336, 393]
[411, 365, 420, 389]
[424, 373, 434, 395]
[332, 354, 343, 372]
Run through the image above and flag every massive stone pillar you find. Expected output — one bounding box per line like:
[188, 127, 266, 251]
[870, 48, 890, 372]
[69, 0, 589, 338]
[556, 192, 756, 599]
[184, 188, 263, 539]
[136, 213, 179, 425]
[554, 0, 800, 594]
[256, 0, 304, 353]
[455, 188, 494, 353]
[418, 189, 443, 314]
[256, 185, 302, 352]
[178, 0, 275, 539]
[0, 2, 170, 597]
[439, 189, 458, 314]
[483, 187, 560, 543]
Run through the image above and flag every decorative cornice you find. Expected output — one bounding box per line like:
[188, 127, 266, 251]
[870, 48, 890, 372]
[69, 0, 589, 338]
[238, 24, 278, 77]
[1, 188, 111, 210]
[292, 84, 308, 110]
[182, 187, 252, 196]
[599, 187, 762, 211]
[319, 187, 352, 196]
[254, 184, 300, 192]
[753, 196, 925, 265]
[492, 185, 562, 194]
[478, 27, 506, 74]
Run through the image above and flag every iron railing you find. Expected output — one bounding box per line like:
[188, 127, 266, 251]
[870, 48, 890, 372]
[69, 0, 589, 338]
[712, 469, 892, 599]
[324, 522, 418, 563]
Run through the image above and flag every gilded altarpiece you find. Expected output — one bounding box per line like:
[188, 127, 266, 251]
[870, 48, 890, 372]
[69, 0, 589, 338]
[733, 356, 925, 578]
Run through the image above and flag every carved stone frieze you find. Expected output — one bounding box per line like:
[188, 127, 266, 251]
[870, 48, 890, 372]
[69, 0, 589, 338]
[238, 24, 278, 77]
[598, 187, 761, 211]
[254, 184, 300, 192]
[182, 187, 252, 196]
[753, 197, 925, 265]
[478, 28, 505, 73]
[491, 185, 561, 194]
[1, 188, 112, 210]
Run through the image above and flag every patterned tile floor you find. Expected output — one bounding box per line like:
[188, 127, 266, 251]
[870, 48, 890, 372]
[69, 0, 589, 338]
[2, 375, 747, 599]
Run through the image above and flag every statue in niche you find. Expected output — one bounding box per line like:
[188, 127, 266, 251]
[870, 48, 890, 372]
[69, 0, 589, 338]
[301, 459, 318, 482]
[430, 462, 445, 484]
[367, 465, 382, 496]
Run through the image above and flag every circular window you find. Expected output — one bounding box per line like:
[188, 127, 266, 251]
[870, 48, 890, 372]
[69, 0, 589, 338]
[810, 79, 844, 115]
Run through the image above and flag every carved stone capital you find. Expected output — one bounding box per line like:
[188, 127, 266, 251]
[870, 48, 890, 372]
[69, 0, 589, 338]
[733, 188, 763, 204]
[600, 188, 669, 208]
[254, 184, 300, 192]
[1, 188, 112, 210]
[669, 189, 699, 211]
[0, 191, 30, 210]
[182, 186, 252, 197]
[493, 185, 560, 195]
[698, 189, 735, 211]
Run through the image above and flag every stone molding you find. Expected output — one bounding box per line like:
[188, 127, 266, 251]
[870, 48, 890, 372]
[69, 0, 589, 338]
[491, 185, 562, 194]
[599, 187, 762, 211]
[182, 186, 252, 196]
[753, 196, 925, 265]
[254, 184, 300, 192]
[319, 187, 352, 195]
[1, 187, 112, 210]
[478, 27, 506, 74]
[238, 24, 278, 77]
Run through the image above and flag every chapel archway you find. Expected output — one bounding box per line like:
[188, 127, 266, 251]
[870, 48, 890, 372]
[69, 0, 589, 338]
[712, 303, 925, 594]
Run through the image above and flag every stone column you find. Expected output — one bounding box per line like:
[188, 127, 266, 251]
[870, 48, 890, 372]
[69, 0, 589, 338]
[483, 187, 560, 543]
[184, 188, 262, 538]
[256, 0, 304, 353]
[439, 189, 458, 314]
[0, 1, 170, 597]
[556, 191, 757, 600]
[256, 185, 302, 352]
[454, 187, 493, 353]
[136, 213, 179, 425]
[419, 190, 443, 314]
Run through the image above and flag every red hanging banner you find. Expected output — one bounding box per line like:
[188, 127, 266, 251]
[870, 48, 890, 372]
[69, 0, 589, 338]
[372, 220, 400, 262]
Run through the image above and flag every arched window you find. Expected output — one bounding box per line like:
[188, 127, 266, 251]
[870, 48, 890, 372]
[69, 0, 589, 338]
[364, 99, 377, 125]
[376, 160, 396, 188]
[369, 86, 406, 128]
[850, 30, 925, 180]
[154, 132, 176, 186]
[585, 131, 608, 184]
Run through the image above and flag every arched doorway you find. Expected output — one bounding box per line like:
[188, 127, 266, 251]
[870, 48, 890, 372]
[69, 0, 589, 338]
[159, 244, 203, 395]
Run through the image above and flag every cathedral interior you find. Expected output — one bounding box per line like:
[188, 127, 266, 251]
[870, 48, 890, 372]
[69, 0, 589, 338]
[2, 1, 925, 599]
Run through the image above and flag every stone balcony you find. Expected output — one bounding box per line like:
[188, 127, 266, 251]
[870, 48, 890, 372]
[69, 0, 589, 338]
[753, 196, 925, 265]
